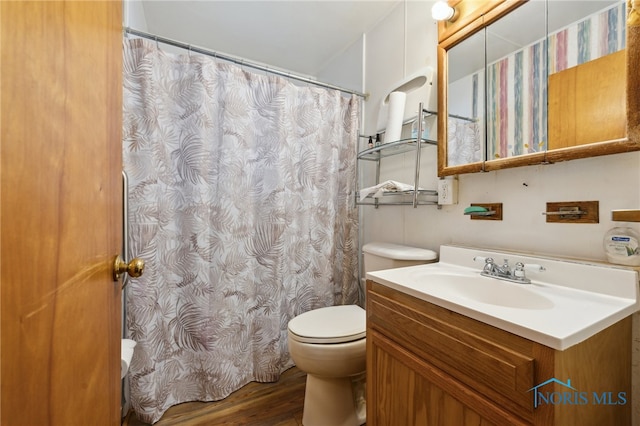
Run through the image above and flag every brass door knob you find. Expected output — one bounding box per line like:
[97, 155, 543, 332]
[113, 255, 145, 281]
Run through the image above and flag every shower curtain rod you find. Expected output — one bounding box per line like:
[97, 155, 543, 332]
[124, 27, 368, 99]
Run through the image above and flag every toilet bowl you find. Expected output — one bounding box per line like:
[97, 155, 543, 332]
[288, 305, 366, 426]
[287, 242, 437, 426]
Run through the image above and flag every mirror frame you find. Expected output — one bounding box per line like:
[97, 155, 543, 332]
[437, 0, 640, 177]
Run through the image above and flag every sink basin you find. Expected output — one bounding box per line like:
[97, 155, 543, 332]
[427, 273, 554, 310]
[366, 244, 640, 350]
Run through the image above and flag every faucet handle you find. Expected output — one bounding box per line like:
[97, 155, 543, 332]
[474, 256, 496, 273]
[473, 256, 495, 265]
[521, 263, 546, 272]
[513, 262, 545, 283]
[481, 257, 495, 274]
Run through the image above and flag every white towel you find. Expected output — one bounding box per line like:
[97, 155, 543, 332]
[359, 180, 423, 201]
[121, 339, 137, 379]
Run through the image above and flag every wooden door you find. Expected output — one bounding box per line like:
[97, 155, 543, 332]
[1, 2, 123, 425]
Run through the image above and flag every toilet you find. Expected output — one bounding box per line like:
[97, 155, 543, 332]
[287, 242, 437, 426]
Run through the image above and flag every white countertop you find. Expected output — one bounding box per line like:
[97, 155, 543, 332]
[366, 245, 639, 350]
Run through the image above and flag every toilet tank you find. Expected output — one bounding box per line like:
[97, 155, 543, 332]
[362, 242, 438, 273]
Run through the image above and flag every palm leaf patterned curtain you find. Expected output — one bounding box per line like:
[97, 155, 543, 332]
[122, 38, 360, 423]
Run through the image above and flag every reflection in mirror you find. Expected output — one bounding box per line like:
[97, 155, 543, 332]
[485, 1, 547, 160]
[447, 30, 484, 167]
[547, 1, 627, 149]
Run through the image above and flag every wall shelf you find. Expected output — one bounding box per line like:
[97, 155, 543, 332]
[356, 103, 438, 208]
[357, 189, 438, 206]
[357, 138, 437, 161]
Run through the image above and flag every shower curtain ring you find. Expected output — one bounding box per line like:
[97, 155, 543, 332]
[188, 44, 191, 57]
[154, 36, 159, 49]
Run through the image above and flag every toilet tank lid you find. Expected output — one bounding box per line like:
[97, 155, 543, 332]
[362, 242, 437, 261]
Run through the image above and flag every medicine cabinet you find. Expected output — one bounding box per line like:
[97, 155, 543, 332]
[437, 0, 640, 176]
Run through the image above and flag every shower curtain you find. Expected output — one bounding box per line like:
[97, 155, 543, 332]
[122, 38, 360, 423]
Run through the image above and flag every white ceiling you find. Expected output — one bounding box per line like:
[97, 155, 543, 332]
[140, 0, 401, 77]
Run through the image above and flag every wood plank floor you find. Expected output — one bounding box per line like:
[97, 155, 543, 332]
[123, 367, 306, 426]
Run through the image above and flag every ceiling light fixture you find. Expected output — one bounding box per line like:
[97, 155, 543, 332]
[431, 1, 456, 22]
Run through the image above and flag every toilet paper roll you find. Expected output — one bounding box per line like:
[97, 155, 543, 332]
[121, 339, 137, 380]
[384, 91, 406, 143]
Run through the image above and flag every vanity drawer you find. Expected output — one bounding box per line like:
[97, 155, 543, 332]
[367, 281, 538, 419]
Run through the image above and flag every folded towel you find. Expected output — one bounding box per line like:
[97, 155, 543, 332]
[359, 180, 423, 201]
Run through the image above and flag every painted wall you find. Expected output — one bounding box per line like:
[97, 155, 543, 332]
[124, 0, 148, 31]
[317, 36, 365, 94]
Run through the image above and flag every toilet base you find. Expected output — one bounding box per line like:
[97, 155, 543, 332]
[302, 374, 365, 426]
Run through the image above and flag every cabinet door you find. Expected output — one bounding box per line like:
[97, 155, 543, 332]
[367, 330, 527, 426]
[548, 50, 626, 150]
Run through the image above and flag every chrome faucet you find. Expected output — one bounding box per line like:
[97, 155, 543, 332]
[483, 258, 511, 277]
[474, 256, 545, 284]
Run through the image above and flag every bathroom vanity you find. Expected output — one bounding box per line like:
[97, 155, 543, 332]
[366, 245, 638, 425]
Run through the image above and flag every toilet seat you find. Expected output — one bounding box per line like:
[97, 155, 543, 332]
[288, 305, 366, 344]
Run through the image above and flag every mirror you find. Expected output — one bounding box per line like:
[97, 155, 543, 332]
[485, 2, 547, 161]
[437, 0, 639, 176]
[446, 29, 484, 169]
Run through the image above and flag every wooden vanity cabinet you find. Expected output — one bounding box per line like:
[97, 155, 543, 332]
[366, 280, 632, 426]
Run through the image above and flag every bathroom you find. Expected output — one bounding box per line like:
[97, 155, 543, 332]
[0, 1, 640, 424]
[122, 0, 640, 424]
[130, 0, 640, 422]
